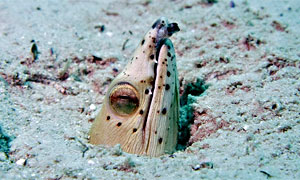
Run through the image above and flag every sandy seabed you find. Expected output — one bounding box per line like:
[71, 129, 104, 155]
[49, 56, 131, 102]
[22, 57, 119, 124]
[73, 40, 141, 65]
[0, 0, 299, 179]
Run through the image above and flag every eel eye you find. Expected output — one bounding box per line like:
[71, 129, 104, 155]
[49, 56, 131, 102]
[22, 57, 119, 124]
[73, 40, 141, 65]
[109, 83, 139, 116]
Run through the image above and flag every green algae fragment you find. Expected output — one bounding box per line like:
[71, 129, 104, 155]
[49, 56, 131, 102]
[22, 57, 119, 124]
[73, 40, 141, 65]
[0, 126, 12, 156]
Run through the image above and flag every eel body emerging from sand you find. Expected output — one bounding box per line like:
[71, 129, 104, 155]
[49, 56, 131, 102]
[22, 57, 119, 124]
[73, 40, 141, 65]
[89, 17, 180, 157]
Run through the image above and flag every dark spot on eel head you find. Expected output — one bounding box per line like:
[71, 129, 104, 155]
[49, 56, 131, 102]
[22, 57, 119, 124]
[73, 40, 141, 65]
[152, 19, 160, 29]
[145, 89, 149, 94]
[106, 116, 110, 120]
[141, 39, 145, 45]
[139, 109, 144, 115]
[133, 128, 137, 133]
[117, 122, 122, 127]
[167, 52, 171, 57]
[152, 37, 156, 43]
[150, 54, 154, 60]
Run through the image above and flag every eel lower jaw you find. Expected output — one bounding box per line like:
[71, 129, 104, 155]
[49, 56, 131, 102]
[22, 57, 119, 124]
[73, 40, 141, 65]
[155, 38, 167, 62]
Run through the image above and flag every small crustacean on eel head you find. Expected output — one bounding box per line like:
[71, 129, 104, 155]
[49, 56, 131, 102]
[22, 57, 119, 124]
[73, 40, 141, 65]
[89, 17, 180, 157]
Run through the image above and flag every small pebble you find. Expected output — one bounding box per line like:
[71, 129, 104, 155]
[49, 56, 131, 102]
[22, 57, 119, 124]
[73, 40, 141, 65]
[89, 104, 96, 111]
[88, 160, 95, 164]
[106, 32, 113, 37]
[112, 144, 123, 156]
[0, 152, 7, 161]
[192, 162, 213, 170]
[16, 158, 26, 166]
[243, 125, 249, 131]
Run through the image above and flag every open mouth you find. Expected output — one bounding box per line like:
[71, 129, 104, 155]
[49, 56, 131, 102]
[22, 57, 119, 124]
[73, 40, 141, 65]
[167, 23, 180, 36]
[155, 22, 180, 61]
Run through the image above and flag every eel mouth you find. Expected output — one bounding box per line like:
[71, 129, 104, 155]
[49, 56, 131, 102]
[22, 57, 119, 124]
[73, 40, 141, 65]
[167, 23, 180, 36]
[155, 22, 180, 61]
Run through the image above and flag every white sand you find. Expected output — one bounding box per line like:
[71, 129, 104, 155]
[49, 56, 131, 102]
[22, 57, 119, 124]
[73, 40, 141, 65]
[0, 0, 299, 179]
